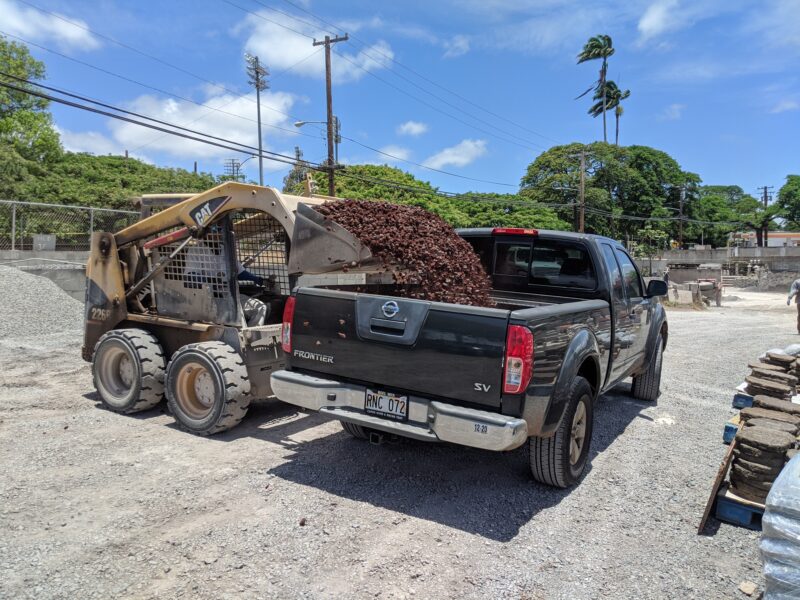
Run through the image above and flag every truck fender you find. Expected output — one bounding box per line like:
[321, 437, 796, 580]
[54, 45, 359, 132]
[540, 328, 601, 435]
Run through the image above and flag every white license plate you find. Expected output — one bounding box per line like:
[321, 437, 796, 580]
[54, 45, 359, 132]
[364, 388, 408, 421]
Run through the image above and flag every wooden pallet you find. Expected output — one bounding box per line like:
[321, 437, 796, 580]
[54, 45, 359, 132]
[715, 483, 765, 530]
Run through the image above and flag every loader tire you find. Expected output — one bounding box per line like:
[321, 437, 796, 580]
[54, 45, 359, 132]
[632, 334, 664, 402]
[166, 342, 250, 436]
[92, 328, 165, 414]
[340, 420, 371, 440]
[530, 376, 593, 488]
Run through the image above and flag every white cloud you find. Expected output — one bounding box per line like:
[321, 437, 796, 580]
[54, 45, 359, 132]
[0, 0, 100, 51]
[658, 103, 686, 120]
[443, 35, 471, 58]
[237, 11, 393, 83]
[771, 99, 800, 113]
[396, 120, 429, 136]
[637, 0, 683, 42]
[423, 139, 487, 169]
[107, 89, 298, 162]
[377, 145, 411, 162]
[744, 0, 800, 49]
[57, 127, 152, 163]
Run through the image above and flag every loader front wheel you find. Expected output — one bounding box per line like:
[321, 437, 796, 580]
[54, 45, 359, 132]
[166, 342, 251, 435]
[92, 328, 166, 414]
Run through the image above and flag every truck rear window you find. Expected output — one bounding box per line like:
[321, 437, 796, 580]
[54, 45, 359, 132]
[494, 239, 597, 290]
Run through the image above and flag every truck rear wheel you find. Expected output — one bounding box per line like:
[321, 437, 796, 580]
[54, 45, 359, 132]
[631, 334, 664, 402]
[92, 328, 165, 414]
[165, 342, 251, 435]
[529, 376, 593, 488]
[340, 420, 371, 440]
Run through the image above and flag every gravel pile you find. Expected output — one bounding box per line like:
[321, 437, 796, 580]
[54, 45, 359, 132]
[0, 266, 83, 340]
[315, 200, 494, 307]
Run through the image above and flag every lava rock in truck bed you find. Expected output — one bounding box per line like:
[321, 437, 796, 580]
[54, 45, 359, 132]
[315, 200, 494, 307]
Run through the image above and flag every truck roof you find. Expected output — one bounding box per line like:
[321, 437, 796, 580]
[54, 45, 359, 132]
[456, 227, 625, 249]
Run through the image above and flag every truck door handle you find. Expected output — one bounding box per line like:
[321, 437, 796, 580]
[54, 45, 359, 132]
[370, 318, 406, 336]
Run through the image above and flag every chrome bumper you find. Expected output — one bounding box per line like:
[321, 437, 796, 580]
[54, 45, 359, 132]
[270, 370, 528, 452]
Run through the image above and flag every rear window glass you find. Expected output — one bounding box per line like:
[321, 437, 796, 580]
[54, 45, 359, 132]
[529, 241, 596, 289]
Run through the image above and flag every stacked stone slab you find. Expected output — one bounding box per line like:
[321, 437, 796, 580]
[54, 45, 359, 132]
[731, 427, 796, 503]
[746, 353, 799, 399]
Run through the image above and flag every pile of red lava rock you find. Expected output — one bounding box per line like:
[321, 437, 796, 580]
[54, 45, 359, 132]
[315, 199, 495, 307]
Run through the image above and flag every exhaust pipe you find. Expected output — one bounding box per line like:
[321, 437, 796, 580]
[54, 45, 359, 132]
[369, 431, 385, 445]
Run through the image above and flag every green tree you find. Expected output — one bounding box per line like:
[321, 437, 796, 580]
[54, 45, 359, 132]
[19, 153, 216, 209]
[577, 34, 615, 143]
[292, 164, 568, 230]
[777, 175, 800, 227]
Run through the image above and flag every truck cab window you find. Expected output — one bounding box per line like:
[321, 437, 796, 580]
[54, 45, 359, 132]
[601, 244, 625, 303]
[494, 242, 531, 276]
[615, 249, 643, 298]
[529, 240, 596, 290]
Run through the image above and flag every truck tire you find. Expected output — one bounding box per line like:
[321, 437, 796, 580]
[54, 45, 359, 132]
[529, 376, 593, 488]
[92, 328, 165, 414]
[340, 421, 371, 440]
[165, 342, 251, 435]
[631, 334, 664, 402]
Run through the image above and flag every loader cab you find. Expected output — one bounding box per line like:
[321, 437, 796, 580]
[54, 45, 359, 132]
[133, 208, 290, 328]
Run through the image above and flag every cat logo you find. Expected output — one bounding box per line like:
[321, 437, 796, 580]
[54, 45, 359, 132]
[191, 196, 230, 228]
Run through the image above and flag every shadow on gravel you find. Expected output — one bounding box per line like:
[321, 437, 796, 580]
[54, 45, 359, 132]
[260, 387, 652, 541]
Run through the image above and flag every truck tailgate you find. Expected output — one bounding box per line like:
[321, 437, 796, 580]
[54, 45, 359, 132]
[288, 288, 509, 407]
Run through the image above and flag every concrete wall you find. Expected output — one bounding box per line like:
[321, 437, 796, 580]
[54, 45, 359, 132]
[26, 267, 87, 301]
[0, 250, 89, 266]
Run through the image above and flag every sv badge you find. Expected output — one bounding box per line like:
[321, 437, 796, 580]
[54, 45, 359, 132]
[473, 383, 491, 392]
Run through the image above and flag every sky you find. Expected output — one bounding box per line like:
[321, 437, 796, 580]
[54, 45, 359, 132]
[2, 0, 799, 197]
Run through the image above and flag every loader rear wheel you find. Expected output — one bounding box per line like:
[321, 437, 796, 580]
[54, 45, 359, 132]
[92, 328, 165, 414]
[166, 342, 250, 435]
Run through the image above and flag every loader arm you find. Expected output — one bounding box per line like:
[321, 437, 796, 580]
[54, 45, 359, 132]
[114, 182, 329, 248]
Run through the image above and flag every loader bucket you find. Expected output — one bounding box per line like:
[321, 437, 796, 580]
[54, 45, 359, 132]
[287, 203, 374, 275]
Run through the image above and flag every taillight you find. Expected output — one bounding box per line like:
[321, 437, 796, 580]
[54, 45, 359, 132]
[503, 325, 533, 394]
[281, 296, 296, 353]
[492, 227, 538, 236]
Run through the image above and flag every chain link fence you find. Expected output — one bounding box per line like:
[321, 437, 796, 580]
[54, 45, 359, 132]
[0, 200, 139, 251]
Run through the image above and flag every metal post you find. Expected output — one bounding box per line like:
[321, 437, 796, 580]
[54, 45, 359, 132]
[578, 150, 586, 233]
[678, 186, 685, 248]
[89, 207, 95, 243]
[255, 76, 263, 186]
[11, 203, 16, 251]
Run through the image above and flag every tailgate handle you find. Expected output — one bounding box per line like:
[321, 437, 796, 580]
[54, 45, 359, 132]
[370, 318, 406, 336]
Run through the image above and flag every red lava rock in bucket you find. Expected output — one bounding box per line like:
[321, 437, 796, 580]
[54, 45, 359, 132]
[316, 200, 495, 307]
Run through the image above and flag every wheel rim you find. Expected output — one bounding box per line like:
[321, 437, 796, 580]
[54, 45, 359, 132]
[96, 342, 136, 407]
[569, 399, 588, 466]
[174, 361, 217, 419]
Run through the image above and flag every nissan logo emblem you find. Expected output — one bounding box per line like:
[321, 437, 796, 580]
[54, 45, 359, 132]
[381, 300, 400, 318]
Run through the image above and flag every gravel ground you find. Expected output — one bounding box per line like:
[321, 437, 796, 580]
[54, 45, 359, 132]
[1, 269, 798, 599]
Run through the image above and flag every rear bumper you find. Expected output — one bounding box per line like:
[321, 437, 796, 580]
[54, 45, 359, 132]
[270, 370, 528, 451]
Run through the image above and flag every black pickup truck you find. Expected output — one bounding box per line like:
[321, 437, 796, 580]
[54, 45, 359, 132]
[271, 228, 668, 487]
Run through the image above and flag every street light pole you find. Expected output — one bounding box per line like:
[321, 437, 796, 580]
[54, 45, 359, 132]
[245, 54, 269, 186]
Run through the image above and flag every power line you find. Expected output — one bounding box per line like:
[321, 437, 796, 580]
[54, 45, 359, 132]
[0, 30, 316, 139]
[275, 0, 559, 144]
[332, 49, 544, 153]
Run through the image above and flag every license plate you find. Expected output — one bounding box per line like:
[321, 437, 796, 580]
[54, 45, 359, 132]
[364, 388, 408, 421]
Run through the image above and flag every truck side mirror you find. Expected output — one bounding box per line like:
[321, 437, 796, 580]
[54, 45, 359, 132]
[646, 279, 668, 297]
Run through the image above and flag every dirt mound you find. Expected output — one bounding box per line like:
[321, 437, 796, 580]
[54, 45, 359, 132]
[316, 200, 494, 307]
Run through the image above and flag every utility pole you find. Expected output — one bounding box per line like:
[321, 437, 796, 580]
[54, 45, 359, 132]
[245, 54, 269, 186]
[578, 150, 586, 233]
[761, 185, 774, 247]
[678, 186, 685, 248]
[313, 34, 349, 196]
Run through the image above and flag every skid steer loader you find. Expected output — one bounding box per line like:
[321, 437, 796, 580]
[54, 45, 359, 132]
[82, 182, 383, 435]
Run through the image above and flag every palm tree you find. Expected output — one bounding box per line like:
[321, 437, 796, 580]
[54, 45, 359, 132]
[587, 81, 630, 145]
[577, 35, 615, 142]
